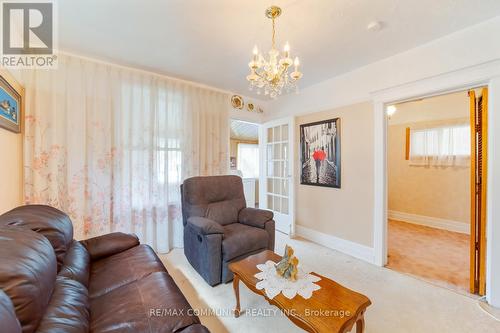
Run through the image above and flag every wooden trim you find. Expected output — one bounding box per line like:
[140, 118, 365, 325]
[469, 90, 477, 294]
[405, 127, 410, 160]
[479, 87, 488, 296]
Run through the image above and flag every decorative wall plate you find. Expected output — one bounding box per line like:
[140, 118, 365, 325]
[231, 95, 244, 109]
[247, 102, 255, 112]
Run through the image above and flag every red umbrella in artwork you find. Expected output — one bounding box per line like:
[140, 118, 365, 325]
[312, 149, 326, 161]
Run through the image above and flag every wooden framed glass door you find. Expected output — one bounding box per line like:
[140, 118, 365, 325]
[260, 117, 294, 235]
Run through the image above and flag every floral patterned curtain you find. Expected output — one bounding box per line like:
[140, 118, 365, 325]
[21, 54, 229, 252]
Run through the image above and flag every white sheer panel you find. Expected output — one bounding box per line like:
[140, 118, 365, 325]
[410, 124, 470, 167]
[21, 54, 229, 252]
[237, 143, 259, 178]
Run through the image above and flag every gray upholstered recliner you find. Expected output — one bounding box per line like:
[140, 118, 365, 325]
[181, 175, 275, 286]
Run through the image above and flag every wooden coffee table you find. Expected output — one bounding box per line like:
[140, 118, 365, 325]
[228, 250, 371, 333]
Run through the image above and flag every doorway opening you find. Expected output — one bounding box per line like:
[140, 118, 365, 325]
[385, 88, 488, 295]
[229, 119, 260, 208]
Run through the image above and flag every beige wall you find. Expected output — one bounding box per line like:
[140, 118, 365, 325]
[388, 122, 470, 224]
[389, 91, 469, 125]
[388, 91, 470, 225]
[295, 102, 374, 247]
[0, 70, 23, 214]
[0, 128, 22, 214]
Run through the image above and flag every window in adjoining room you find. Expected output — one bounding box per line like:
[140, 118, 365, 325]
[237, 143, 259, 178]
[409, 124, 470, 166]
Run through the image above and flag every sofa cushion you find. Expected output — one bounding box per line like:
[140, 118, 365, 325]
[0, 204, 73, 271]
[222, 223, 268, 262]
[178, 324, 211, 333]
[36, 276, 90, 333]
[88, 244, 166, 298]
[58, 240, 90, 288]
[0, 289, 21, 333]
[181, 175, 246, 226]
[90, 272, 201, 333]
[0, 227, 57, 333]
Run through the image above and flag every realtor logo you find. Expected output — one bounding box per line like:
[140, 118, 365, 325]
[1, 1, 57, 68]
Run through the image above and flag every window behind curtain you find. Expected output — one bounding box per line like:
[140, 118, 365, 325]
[237, 143, 259, 178]
[409, 124, 470, 166]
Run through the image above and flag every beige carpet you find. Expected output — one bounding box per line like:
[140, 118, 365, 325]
[386, 219, 469, 294]
[159, 231, 500, 333]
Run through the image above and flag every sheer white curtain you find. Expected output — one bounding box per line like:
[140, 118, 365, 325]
[409, 124, 470, 167]
[21, 54, 229, 252]
[237, 143, 259, 178]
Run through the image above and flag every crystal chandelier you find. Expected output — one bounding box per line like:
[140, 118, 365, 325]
[246, 6, 303, 99]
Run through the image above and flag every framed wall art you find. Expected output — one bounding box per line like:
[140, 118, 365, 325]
[0, 71, 23, 133]
[299, 118, 341, 188]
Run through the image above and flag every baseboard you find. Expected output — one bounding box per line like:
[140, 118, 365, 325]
[388, 210, 470, 234]
[295, 225, 375, 264]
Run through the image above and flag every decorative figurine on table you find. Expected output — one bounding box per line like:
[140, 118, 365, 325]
[275, 245, 299, 281]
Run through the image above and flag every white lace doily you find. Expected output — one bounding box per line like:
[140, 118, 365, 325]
[254, 260, 321, 300]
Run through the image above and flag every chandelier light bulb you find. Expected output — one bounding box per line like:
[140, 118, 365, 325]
[253, 45, 259, 55]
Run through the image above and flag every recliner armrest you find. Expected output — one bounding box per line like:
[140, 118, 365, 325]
[238, 207, 274, 229]
[187, 216, 224, 235]
[81, 232, 139, 261]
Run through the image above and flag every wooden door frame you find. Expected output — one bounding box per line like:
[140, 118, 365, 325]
[469, 88, 488, 295]
[371, 59, 500, 306]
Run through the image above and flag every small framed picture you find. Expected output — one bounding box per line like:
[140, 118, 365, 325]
[299, 118, 341, 188]
[0, 71, 23, 133]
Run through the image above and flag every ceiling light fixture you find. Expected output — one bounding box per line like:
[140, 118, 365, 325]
[246, 6, 302, 99]
[386, 105, 397, 118]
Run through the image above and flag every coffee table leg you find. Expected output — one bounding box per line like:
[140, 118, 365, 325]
[356, 312, 365, 333]
[233, 274, 241, 318]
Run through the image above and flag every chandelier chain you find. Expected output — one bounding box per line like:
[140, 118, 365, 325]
[272, 18, 276, 49]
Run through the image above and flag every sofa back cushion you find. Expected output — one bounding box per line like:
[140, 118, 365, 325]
[181, 175, 246, 225]
[0, 289, 21, 333]
[0, 227, 57, 333]
[0, 205, 73, 270]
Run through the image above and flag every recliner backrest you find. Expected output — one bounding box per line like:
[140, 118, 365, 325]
[181, 175, 246, 226]
[0, 205, 73, 271]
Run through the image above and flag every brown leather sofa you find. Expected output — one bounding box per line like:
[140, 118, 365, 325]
[0, 205, 210, 333]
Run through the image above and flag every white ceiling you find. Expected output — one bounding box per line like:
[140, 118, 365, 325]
[230, 120, 259, 141]
[59, 0, 500, 100]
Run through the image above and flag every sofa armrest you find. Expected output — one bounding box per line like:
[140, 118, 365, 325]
[238, 207, 274, 229]
[81, 232, 139, 260]
[187, 216, 224, 235]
